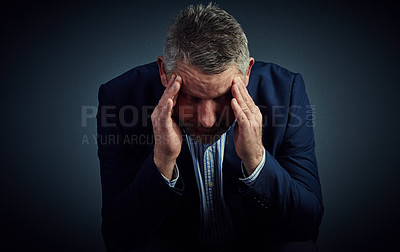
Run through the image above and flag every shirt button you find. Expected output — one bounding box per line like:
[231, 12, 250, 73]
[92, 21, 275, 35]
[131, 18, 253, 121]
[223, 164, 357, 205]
[208, 181, 215, 188]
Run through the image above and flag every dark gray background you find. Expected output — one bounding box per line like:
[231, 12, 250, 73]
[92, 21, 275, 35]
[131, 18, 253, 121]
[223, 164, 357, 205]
[1, 0, 399, 251]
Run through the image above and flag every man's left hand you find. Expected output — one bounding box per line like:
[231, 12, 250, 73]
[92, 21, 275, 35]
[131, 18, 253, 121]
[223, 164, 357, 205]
[231, 76, 264, 176]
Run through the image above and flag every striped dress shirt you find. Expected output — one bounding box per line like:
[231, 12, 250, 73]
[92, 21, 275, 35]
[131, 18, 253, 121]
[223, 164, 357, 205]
[162, 128, 266, 247]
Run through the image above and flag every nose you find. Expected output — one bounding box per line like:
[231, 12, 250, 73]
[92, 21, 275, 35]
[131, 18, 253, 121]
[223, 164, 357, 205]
[198, 100, 217, 128]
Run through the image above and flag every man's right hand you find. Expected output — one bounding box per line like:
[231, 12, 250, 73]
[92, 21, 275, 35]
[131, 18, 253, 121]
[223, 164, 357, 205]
[151, 74, 182, 180]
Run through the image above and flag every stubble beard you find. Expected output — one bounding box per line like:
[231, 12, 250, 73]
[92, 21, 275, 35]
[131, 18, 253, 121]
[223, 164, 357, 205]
[172, 113, 235, 144]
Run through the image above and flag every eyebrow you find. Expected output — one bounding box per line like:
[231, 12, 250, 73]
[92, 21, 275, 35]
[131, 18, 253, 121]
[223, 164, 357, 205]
[182, 89, 231, 101]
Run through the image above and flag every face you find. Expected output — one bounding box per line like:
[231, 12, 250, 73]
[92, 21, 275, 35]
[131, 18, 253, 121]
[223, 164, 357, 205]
[172, 62, 242, 144]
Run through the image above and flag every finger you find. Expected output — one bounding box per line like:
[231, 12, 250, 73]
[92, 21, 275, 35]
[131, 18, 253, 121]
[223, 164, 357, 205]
[163, 77, 181, 106]
[161, 74, 176, 100]
[159, 98, 173, 127]
[167, 73, 177, 87]
[232, 82, 253, 120]
[171, 76, 181, 106]
[153, 75, 181, 126]
[159, 75, 181, 107]
[231, 98, 250, 129]
[233, 77, 257, 112]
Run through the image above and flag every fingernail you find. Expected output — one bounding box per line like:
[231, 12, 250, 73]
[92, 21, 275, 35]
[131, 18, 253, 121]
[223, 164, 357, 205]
[233, 98, 239, 106]
[170, 73, 176, 81]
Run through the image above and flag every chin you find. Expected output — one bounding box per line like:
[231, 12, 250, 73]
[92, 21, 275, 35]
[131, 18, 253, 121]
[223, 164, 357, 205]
[175, 116, 235, 144]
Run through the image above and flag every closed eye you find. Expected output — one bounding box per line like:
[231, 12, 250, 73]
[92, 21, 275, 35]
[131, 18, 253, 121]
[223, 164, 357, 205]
[190, 96, 201, 103]
[213, 92, 232, 103]
[182, 93, 201, 103]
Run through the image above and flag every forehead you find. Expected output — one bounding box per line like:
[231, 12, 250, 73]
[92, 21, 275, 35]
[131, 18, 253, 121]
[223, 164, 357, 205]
[176, 62, 240, 98]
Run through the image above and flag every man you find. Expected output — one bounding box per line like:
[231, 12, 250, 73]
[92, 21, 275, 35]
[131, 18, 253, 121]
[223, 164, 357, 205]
[97, 3, 323, 252]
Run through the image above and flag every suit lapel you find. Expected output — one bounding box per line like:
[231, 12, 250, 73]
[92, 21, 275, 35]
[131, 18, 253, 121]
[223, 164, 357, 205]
[176, 137, 200, 206]
[222, 125, 242, 193]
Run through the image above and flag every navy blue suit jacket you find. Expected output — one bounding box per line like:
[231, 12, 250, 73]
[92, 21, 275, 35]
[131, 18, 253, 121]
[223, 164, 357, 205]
[97, 61, 323, 251]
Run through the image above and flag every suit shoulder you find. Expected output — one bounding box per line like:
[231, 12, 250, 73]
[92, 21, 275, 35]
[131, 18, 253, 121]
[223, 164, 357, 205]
[248, 61, 302, 109]
[100, 62, 162, 107]
[103, 62, 159, 90]
[250, 61, 298, 94]
[251, 61, 297, 82]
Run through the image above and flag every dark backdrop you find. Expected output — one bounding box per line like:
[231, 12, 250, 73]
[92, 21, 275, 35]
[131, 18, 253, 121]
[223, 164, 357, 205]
[1, 0, 399, 251]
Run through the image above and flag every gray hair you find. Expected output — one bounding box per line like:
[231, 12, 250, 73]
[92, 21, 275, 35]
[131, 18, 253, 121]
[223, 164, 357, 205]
[163, 3, 250, 75]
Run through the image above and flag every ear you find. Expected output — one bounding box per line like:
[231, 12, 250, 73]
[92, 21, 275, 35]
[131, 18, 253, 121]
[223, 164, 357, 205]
[157, 56, 168, 87]
[244, 57, 255, 87]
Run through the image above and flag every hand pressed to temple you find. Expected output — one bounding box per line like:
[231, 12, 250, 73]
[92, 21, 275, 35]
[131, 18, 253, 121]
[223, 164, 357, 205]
[151, 74, 182, 180]
[231, 76, 264, 175]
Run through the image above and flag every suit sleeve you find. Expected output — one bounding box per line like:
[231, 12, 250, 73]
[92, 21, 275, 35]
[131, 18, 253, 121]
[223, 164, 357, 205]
[240, 73, 323, 241]
[97, 84, 183, 249]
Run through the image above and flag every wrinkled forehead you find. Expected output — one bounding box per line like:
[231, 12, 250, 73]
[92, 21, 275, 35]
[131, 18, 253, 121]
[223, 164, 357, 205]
[176, 62, 240, 98]
[180, 76, 232, 99]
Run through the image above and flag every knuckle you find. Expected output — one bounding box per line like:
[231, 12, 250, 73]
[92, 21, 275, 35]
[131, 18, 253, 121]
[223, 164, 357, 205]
[242, 107, 250, 113]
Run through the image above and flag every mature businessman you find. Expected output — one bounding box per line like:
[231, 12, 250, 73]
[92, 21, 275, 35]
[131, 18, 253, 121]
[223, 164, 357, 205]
[97, 3, 323, 252]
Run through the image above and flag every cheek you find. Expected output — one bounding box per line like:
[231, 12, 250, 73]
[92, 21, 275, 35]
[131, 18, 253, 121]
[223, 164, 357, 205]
[215, 104, 235, 125]
[216, 103, 234, 117]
